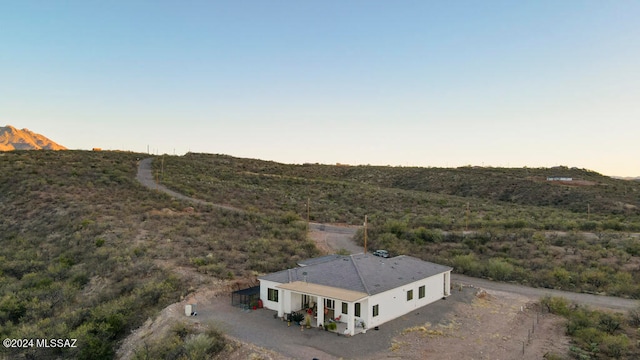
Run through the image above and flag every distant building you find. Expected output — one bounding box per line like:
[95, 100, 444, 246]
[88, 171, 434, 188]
[547, 176, 573, 181]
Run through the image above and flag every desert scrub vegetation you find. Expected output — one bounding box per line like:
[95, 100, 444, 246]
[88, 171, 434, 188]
[360, 220, 640, 297]
[541, 296, 639, 359]
[132, 321, 226, 360]
[156, 153, 640, 230]
[154, 153, 640, 297]
[0, 151, 317, 359]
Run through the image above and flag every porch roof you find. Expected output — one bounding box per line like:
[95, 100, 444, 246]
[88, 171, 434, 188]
[276, 281, 368, 302]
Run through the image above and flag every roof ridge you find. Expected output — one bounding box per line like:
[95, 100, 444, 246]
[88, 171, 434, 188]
[350, 254, 371, 295]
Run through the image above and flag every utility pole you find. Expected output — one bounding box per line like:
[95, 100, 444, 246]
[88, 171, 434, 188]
[306, 197, 310, 233]
[364, 215, 368, 254]
[465, 203, 470, 231]
[587, 203, 590, 221]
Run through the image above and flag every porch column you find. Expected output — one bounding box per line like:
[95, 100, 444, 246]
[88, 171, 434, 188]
[316, 296, 324, 327]
[347, 301, 355, 336]
[277, 289, 284, 318]
[444, 271, 451, 296]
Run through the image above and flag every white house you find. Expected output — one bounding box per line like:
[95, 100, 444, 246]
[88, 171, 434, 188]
[258, 253, 452, 336]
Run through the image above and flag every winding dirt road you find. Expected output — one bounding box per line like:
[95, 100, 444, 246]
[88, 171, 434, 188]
[136, 157, 639, 312]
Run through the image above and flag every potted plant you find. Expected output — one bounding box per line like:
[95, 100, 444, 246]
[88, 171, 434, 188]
[290, 312, 305, 326]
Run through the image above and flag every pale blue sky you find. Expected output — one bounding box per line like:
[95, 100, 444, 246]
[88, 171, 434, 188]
[2, 1, 638, 176]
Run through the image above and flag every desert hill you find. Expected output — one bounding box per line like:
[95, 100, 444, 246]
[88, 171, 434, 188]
[1, 150, 640, 358]
[0, 125, 67, 150]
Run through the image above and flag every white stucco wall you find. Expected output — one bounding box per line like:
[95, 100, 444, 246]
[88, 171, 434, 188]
[259, 279, 282, 311]
[261, 270, 451, 332]
[366, 271, 449, 329]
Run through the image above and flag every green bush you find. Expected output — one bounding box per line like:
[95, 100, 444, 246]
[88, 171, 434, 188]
[290, 312, 304, 323]
[541, 296, 570, 316]
[541, 297, 638, 359]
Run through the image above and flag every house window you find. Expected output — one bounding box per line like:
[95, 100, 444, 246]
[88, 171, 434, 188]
[355, 303, 361, 317]
[342, 302, 348, 314]
[407, 289, 413, 301]
[373, 304, 379, 317]
[419, 285, 425, 299]
[325, 299, 334, 309]
[267, 288, 278, 302]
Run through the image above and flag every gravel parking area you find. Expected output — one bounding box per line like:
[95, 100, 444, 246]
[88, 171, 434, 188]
[187, 286, 476, 359]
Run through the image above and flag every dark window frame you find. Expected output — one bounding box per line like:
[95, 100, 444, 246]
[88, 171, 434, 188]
[267, 288, 278, 302]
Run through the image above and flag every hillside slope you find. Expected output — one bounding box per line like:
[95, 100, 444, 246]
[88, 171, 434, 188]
[0, 151, 316, 359]
[155, 153, 640, 299]
[157, 153, 640, 228]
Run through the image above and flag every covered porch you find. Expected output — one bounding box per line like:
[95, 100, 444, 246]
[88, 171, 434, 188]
[276, 281, 368, 336]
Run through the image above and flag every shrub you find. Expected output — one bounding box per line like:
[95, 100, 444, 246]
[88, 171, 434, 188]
[290, 312, 304, 324]
[486, 258, 514, 281]
[541, 296, 570, 316]
[451, 254, 482, 276]
[601, 334, 629, 358]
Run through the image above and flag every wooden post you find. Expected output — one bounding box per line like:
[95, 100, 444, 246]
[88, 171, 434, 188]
[306, 198, 310, 233]
[364, 215, 368, 254]
[465, 202, 470, 231]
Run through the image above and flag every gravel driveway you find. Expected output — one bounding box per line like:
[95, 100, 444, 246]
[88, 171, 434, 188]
[188, 289, 476, 360]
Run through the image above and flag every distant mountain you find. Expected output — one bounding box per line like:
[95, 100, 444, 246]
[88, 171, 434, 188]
[613, 176, 640, 182]
[0, 125, 67, 151]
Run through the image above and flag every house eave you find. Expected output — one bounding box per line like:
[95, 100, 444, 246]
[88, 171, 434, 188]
[276, 281, 368, 302]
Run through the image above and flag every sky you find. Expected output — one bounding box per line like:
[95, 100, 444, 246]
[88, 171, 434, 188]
[1, 1, 638, 177]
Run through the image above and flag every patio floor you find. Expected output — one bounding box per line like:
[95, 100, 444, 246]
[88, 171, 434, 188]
[288, 309, 366, 336]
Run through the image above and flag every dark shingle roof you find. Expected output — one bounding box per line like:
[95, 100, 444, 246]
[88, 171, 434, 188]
[297, 254, 343, 267]
[259, 253, 452, 295]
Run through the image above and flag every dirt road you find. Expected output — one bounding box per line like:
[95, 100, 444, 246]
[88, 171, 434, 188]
[136, 157, 639, 312]
[136, 157, 242, 212]
[130, 157, 638, 359]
